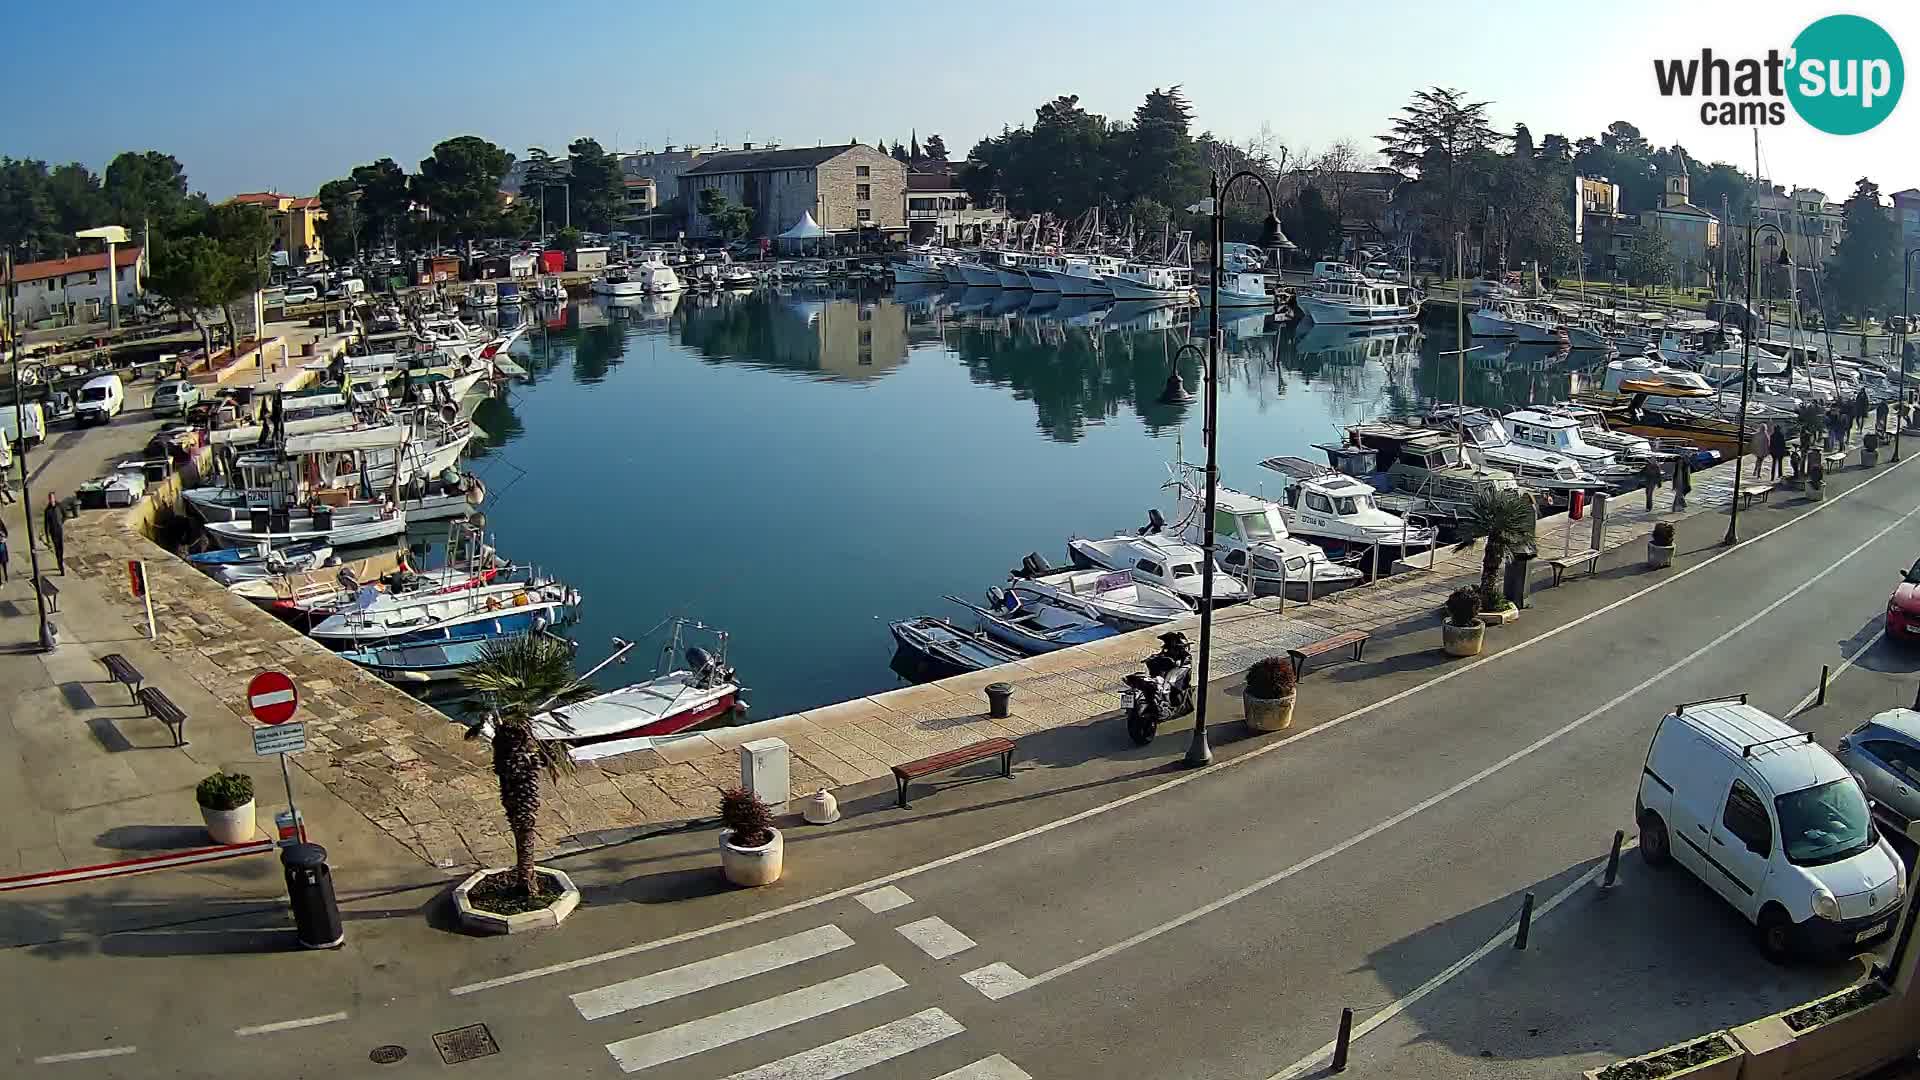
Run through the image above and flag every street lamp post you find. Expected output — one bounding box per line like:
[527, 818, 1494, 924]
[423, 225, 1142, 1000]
[1724, 220, 1790, 546]
[1898, 248, 1920, 463]
[3, 254, 53, 650]
[1161, 170, 1293, 768]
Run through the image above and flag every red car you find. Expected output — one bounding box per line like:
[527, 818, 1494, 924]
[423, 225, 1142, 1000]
[1888, 563, 1920, 637]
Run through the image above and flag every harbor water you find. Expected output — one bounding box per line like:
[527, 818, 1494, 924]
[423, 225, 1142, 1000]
[462, 287, 1579, 720]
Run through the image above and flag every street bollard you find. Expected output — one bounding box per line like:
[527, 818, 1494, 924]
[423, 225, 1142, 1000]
[1817, 664, 1830, 708]
[1514, 891, 1536, 950]
[1306, 560, 1316, 604]
[1331, 1007, 1354, 1072]
[1602, 830, 1625, 890]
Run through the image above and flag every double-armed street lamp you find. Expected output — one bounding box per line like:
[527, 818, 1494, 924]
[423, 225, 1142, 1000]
[1724, 219, 1793, 547]
[1158, 170, 1294, 767]
[1896, 248, 1920, 463]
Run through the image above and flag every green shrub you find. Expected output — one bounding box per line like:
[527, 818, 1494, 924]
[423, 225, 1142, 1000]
[1246, 656, 1296, 699]
[1479, 583, 1507, 611]
[1652, 521, 1675, 546]
[1446, 587, 1482, 628]
[719, 787, 775, 848]
[196, 771, 254, 811]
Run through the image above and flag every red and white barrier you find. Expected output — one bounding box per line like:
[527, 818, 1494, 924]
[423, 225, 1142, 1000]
[0, 839, 278, 892]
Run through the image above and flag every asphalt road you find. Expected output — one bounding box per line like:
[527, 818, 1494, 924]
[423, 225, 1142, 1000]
[5, 445, 1919, 1079]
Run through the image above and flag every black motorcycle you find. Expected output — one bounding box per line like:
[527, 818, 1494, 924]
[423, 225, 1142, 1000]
[1122, 631, 1194, 745]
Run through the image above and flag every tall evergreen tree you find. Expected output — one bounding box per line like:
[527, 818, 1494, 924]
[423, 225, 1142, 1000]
[923, 133, 949, 162]
[1377, 87, 1504, 254]
[1826, 177, 1898, 318]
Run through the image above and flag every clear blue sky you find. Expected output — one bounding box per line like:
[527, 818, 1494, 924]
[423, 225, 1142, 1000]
[8, 0, 1914, 202]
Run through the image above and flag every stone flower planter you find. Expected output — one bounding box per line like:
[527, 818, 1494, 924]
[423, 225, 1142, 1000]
[1808, 485, 1826, 502]
[1581, 1031, 1740, 1080]
[1863, 447, 1880, 468]
[721, 827, 784, 887]
[201, 799, 256, 844]
[1478, 603, 1519, 626]
[451, 867, 581, 934]
[1647, 542, 1674, 569]
[1243, 690, 1295, 732]
[1731, 981, 1905, 1080]
[1442, 621, 1484, 657]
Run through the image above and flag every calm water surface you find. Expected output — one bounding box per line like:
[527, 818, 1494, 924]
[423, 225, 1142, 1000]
[463, 287, 1577, 720]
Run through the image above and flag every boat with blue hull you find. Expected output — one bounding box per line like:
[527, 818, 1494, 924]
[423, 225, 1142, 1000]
[947, 590, 1120, 655]
[338, 633, 515, 684]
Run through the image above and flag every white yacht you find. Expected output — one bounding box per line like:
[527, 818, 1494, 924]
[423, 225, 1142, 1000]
[1296, 278, 1420, 324]
[1602, 356, 1716, 397]
[1500, 408, 1645, 490]
[1469, 298, 1562, 343]
[1422, 407, 1595, 505]
[1256, 456, 1440, 558]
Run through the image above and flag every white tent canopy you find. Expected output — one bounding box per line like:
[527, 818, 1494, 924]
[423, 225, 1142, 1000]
[778, 212, 826, 240]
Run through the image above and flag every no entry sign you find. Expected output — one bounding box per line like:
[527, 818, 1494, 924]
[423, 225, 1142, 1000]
[247, 671, 299, 725]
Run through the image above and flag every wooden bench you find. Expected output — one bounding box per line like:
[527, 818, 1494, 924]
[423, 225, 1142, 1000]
[1822, 450, 1848, 470]
[1547, 549, 1602, 586]
[136, 686, 188, 748]
[36, 575, 59, 613]
[893, 738, 1016, 808]
[99, 653, 145, 702]
[1287, 630, 1370, 677]
[1737, 484, 1775, 509]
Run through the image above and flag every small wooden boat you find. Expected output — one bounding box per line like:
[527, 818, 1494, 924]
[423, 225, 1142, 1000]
[890, 616, 1026, 674]
[948, 590, 1120, 655]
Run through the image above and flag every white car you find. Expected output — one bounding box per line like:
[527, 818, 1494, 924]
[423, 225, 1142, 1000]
[1636, 696, 1905, 962]
[150, 379, 201, 417]
[284, 285, 320, 304]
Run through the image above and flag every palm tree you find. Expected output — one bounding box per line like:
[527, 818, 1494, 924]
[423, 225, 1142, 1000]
[460, 634, 594, 896]
[1454, 488, 1537, 604]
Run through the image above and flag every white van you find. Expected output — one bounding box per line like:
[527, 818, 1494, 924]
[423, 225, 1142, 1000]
[1, 401, 46, 448]
[1636, 696, 1905, 961]
[75, 374, 126, 425]
[327, 278, 365, 299]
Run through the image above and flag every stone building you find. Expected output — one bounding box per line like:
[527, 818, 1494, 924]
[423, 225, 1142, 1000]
[1637, 158, 1719, 285]
[678, 144, 906, 244]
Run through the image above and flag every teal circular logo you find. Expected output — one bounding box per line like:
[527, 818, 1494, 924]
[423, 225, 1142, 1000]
[1787, 14, 1903, 134]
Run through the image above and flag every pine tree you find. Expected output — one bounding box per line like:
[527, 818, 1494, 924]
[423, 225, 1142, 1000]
[1826, 178, 1898, 320]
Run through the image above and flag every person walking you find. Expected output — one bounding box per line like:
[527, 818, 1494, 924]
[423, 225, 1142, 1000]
[1753, 422, 1770, 477]
[1769, 423, 1788, 480]
[1642, 456, 1663, 511]
[1855, 387, 1871, 431]
[1672, 455, 1692, 511]
[0, 518, 10, 585]
[1877, 399, 1891, 434]
[42, 493, 64, 576]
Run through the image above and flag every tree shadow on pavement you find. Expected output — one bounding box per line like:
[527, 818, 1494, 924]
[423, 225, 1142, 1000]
[1348, 854, 1865, 1076]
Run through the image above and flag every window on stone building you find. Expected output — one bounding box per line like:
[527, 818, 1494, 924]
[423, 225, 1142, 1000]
[856, 165, 870, 177]
[857, 209, 872, 223]
[856, 184, 871, 201]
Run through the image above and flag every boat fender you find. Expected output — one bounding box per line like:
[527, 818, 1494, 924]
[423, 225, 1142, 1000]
[486, 596, 502, 611]
[513, 593, 529, 607]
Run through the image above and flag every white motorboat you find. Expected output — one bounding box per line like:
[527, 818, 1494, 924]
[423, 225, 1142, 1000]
[952, 589, 1120, 655]
[308, 576, 576, 646]
[1204, 270, 1277, 307]
[1106, 261, 1194, 303]
[1066, 532, 1250, 607]
[1500, 408, 1644, 490]
[464, 281, 498, 309]
[941, 259, 972, 287]
[534, 277, 568, 302]
[1603, 356, 1716, 397]
[958, 255, 1005, 288]
[1538, 403, 1661, 467]
[207, 544, 335, 585]
[1422, 407, 1595, 504]
[205, 504, 408, 548]
[1256, 457, 1440, 557]
[892, 246, 958, 284]
[1296, 277, 1420, 324]
[1051, 253, 1124, 297]
[1165, 476, 1365, 598]
[524, 624, 741, 760]
[990, 251, 1033, 289]
[1008, 553, 1191, 628]
[591, 266, 647, 298]
[1470, 297, 1560, 343]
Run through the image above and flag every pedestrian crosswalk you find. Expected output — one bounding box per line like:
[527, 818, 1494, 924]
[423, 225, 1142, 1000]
[570, 915, 1033, 1078]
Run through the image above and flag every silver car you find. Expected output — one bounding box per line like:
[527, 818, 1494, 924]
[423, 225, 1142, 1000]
[1837, 709, 1920, 830]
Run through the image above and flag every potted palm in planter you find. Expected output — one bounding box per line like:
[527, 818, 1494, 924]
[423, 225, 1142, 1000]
[1807, 458, 1826, 501]
[196, 771, 256, 844]
[1862, 430, 1880, 467]
[450, 634, 594, 934]
[1243, 656, 1297, 732]
[719, 787, 783, 887]
[1455, 488, 1533, 624]
[1442, 587, 1485, 657]
[1647, 520, 1675, 569]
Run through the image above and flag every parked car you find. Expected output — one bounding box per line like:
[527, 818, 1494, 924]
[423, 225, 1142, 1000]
[1636, 695, 1904, 961]
[74, 374, 126, 425]
[150, 379, 201, 417]
[0, 401, 46, 448]
[1837, 710, 1920, 832]
[1888, 561, 1920, 640]
[284, 284, 320, 304]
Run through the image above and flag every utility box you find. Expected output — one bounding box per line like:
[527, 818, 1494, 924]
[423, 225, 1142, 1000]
[1589, 491, 1609, 551]
[740, 738, 790, 812]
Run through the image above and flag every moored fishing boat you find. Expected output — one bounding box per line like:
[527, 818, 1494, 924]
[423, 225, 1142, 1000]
[890, 616, 1027, 675]
[1007, 553, 1191, 628]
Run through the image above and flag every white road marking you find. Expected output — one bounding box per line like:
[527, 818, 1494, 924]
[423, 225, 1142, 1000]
[854, 885, 913, 913]
[448, 463, 1911, 998]
[34, 1047, 137, 1064]
[896, 916, 976, 960]
[998, 500, 1920, 996]
[721, 1007, 963, 1080]
[1787, 628, 1886, 718]
[233, 1011, 349, 1037]
[959, 962, 1030, 1000]
[604, 965, 906, 1074]
[573, 925, 854, 1021]
[1266, 861, 1611, 1079]
[934, 1055, 1036, 1080]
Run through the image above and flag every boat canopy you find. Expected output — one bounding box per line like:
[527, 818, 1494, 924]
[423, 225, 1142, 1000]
[284, 426, 408, 454]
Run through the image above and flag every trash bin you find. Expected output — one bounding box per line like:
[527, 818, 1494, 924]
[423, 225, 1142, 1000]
[1505, 548, 1538, 610]
[282, 843, 345, 949]
[311, 504, 333, 532]
[249, 506, 271, 533]
[985, 682, 1014, 720]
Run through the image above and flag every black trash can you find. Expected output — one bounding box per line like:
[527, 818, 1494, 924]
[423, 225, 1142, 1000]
[1505, 548, 1538, 610]
[282, 843, 345, 949]
[249, 506, 272, 533]
[985, 682, 1014, 720]
[311, 504, 333, 533]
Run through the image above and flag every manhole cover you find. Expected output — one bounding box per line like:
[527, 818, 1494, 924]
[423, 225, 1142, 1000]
[434, 1023, 499, 1065]
[369, 1045, 407, 1065]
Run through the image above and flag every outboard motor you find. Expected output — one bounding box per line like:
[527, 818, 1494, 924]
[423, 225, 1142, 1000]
[1121, 631, 1194, 746]
[1138, 508, 1167, 536]
[1018, 552, 1052, 579]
